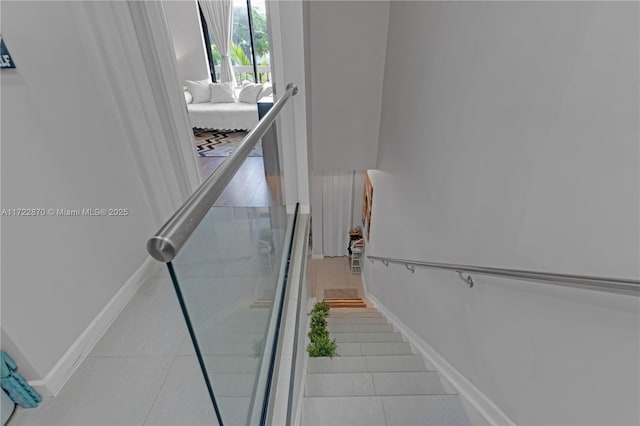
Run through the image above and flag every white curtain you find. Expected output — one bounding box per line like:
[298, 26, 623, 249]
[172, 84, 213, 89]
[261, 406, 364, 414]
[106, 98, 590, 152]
[74, 1, 201, 229]
[322, 171, 354, 257]
[199, 0, 237, 85]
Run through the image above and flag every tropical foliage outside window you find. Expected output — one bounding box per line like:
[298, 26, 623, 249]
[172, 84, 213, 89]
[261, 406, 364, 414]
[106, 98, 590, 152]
[205, 0, 271, 84]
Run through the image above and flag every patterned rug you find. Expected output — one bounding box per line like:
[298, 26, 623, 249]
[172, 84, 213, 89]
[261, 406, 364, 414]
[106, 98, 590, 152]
[194, 130, 262, 157]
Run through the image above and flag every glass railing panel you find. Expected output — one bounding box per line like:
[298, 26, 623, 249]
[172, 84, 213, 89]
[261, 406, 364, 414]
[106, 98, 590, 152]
[148, 83, 298, 425]
[167, 202, 291, 425]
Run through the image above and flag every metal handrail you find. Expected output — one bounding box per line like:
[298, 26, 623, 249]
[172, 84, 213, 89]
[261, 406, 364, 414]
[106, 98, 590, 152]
[367, 255, 640, 296]
[147, 83, 298, 262]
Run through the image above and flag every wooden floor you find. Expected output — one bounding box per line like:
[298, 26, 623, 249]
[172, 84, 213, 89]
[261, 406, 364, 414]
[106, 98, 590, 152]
[197, 156, 226, 178]
[198, 156, 282, 207]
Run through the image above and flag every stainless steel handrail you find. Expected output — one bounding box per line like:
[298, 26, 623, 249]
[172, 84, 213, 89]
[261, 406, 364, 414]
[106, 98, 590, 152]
[367, 255, 640, 295]
[147, 83, 299, 262]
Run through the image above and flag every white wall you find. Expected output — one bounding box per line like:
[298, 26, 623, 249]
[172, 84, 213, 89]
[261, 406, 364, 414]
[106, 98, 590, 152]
[308, 1, 389, 172]
[365, 2, 639, 425]
[163, 0, 210, 84]
[0, 1, 186, 389]
[267, 0, 311, 214]
[306, 1, 389, 255]
[351, 171, 364, 230]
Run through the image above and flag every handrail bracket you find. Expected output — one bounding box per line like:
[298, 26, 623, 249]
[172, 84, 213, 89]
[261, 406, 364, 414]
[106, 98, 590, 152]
[457, 271, 474, 288]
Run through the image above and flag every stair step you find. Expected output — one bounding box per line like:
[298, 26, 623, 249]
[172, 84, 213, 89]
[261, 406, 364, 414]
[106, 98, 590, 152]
[309, 355, 431, 374]
[372, 372, 446, 395]
[328, 311, 383, 318]
[198, 343, 255, 356]
[325, 298, 368, 309]
[202, 355, 259, 373]
[328, 324, 395, 333]
[194, 332, 264, 344]
[326, 303, 368, 308]
[324, 298, 364, 301]
[329, 307, 379, 313]
[303, 396, 385, 426]
[365, 355, 432, 373]
[250, 299, 273, 307]
[333, 332, 404, 343]
[302, 395, 471, 426]
[336, 342, 414, 356]
[306, 372, 374, 397]
[305, 371, 447, 397]
[207, 373, 255, 397]
[327, 317, 389, 325]
[381, 395, 472, 426]
[223, 324, 269, 333]
[302, 303, 471, 425]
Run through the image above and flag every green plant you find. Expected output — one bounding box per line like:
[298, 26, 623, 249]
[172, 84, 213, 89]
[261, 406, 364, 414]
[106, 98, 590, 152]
[252, 338, 263, 358]
[232, 5, 269, 59]
[314, 301, 330, 316]
[210, 43, 221, 65]
[307, 334, 337, 357]
[306, 301, 337, 358]
[230, 43, 251, 66]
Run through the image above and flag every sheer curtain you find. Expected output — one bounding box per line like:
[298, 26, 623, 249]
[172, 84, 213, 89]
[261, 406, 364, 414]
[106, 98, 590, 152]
[199, 0, 236, 85]
[322, 171, 354, 256]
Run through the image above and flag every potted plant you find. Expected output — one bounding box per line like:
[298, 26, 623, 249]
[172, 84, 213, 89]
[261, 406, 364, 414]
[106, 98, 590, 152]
[306, 301, 337, 357]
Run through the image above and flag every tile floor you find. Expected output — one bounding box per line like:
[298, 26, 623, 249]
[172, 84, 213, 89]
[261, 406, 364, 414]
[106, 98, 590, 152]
[307, 256, 365, 301]
[9, 256, 361, 426]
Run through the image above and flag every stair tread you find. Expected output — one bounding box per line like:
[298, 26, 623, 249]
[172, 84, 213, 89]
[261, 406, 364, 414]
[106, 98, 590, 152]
[306, 371, 448, 397]
[324, 298, 364, 301]
[303, 395, 471, 426]
[328, 312, 383, 318]
[327, 317, 389, 325]
[302, 304, 471, 425]
[328, 324, 395, 333]
[333, 332, 404, 343]
[336, 342, 414, 356]
[308, 354, 432, 373]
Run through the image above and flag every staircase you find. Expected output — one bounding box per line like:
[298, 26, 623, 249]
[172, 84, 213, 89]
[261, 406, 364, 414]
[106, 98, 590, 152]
[302, 307, 471, 426]
[324, 298, 368, 309]
[188, 303, 272, 425]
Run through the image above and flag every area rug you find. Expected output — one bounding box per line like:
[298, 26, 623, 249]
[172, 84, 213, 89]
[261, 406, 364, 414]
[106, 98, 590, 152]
[194, 130, 262, 157]
[324, 289, 360, 299]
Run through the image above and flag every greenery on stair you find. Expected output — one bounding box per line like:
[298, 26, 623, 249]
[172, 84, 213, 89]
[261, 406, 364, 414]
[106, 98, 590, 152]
[252, 338, 263, 358]
[307, 301, 337, 357]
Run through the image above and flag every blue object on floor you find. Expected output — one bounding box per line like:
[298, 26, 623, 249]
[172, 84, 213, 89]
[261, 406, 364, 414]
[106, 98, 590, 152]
[0, 351, 41, 408]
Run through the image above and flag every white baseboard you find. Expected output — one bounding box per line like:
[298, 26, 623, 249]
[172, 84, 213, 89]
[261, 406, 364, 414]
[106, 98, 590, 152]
[366, 291, 514, 426]
[29, 257, 162, 396]
[361, 267, 369, 298]
[311, 255, 324, 260]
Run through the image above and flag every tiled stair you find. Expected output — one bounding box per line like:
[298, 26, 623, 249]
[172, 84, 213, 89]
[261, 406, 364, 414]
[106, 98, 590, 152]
[302, 307, 471, 426]
[186, 306, 271, 424]
[324, 297, 368, 308]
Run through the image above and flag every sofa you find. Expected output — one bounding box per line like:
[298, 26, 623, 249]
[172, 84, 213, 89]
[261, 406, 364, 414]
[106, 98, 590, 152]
[184, 79, 273, 131]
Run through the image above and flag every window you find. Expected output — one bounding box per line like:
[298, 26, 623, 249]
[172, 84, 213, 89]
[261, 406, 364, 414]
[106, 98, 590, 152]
[199, 0, 271, 84]
[198, 4, 219, 83]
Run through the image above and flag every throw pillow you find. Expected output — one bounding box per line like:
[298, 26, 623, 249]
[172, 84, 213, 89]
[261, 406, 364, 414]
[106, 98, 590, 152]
[185, 79, 211, 103]
[184, 90, 193, 104]
[209, 82, 236, 103]
[259, 82, 273, 98]
[238, 83, 264, 104]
